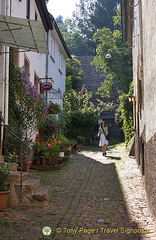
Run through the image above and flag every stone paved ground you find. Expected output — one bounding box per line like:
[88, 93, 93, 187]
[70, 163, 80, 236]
[0, 144, 156, 240]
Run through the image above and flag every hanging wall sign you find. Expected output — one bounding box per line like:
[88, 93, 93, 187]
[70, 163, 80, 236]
[40, 82, 52, 91]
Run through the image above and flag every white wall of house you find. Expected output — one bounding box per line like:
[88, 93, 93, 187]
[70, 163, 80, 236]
[11, 0, 46, 89]
[0, 0, 70, 146]
[10, 0, 67, 106]
[11, 0, 41, 21]
[47, 29, 67, 106]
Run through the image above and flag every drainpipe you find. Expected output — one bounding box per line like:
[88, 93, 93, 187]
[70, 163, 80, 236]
[4, 0, 11, 125]
[2, 0, 11, 155]
[45, 31, 49, 104]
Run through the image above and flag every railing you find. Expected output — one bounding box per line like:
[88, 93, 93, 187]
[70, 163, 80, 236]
[0, 112, 32, 199]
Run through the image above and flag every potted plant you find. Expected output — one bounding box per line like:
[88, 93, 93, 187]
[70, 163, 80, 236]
[48, 102, 61, 115]
[56, 134, 71, 153]
[38, 118, 58, 140]
[5, 152, 19, 171]
[76, 136, 85, 149]
[44, 140, 60, 158]
[43, 139, 60, 165]
[0, 163, 11, 211]
[32, 138, 45, 165]
[22, 159, 31, 172]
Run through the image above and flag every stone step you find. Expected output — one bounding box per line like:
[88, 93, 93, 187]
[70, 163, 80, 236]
[9, 162, 18, 171]
[15, 179, 40, 193]
[0, 155, 4, 162]
[9, 171, 29, 182]
[33, 186, 51, 202]
[0, 162, 4, 167]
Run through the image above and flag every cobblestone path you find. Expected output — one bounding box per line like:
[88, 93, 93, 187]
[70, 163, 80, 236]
[0, 144, 156, 240]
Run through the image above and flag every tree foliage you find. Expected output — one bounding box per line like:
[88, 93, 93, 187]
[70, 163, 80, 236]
[92, 27, 132, 95]
[89, 0, 120, 31]
[91, 8, 133, 142]
[58, 0, 119, 56]
[66, 57, 84, 91]
[63, 87, 100, 143]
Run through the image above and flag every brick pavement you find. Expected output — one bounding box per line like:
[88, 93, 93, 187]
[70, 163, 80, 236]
[0, 144, 156, 240]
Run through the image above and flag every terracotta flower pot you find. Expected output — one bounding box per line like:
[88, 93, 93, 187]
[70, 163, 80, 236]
[0, 191, 10, 211]
[66, 146, 72, 151]
[76, 144, 83, 149]
[41, 157, 47, 165]
[23, 161, 31, 172]
[34, 156, 41, 165]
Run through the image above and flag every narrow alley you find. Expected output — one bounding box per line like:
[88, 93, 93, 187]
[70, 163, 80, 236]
[0, 144, 156, 240]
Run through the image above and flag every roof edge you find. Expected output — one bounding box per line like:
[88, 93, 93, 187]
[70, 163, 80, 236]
[50, 14, 72, 59]
[35, 0, 53, 32]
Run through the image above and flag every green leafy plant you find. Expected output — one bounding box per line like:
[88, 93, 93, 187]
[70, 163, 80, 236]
[44, 140, 60, 158]
[5, 152, 19, 163]
[117, 91, 134, 144]
[56, 134, 71, 151]
[38, 118, 58, 140]
[48, 102, 61, 114]
[77, 136, 85, 144]
[63, 87, 101, 144]
[0, 164, 11, 191]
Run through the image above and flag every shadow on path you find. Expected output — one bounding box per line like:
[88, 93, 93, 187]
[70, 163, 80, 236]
[0, 147, 151, 240]
[105, 155, 121, 160]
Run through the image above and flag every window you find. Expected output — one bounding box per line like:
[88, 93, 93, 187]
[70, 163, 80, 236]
[50, 38, 55, 60]
[26, 0, 30, 19]
[24, 55, 30, 78]
[59, 51, 62, 73]
[13, 48, 19, 66]
[35, 11, 37, 21]
[34, 72, 39, 90]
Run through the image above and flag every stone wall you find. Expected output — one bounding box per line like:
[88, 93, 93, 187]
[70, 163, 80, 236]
[132, 0, 156, 222]
[144, 132, 156, 221]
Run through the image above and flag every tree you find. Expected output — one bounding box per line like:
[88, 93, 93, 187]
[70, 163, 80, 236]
[66, 57, 84, 91]
[55, 15, 64, 24]
[91, 9, 133, 142]
[63, 87, 100, 144]
[92, 27, 132, 95]
[58, 0, 119, 56]
[89, 0, 120, 31]
[58, 18, 96, 56]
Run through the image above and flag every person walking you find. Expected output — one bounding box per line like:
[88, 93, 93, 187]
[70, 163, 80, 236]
[98, 121, 108, 156]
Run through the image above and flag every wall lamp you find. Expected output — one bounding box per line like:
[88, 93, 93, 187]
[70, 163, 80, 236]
[128, 95, 135, 102]
[105, 47, 132, 58]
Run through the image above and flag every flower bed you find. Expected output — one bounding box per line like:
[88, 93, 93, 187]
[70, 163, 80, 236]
[32, 138, 60, 159]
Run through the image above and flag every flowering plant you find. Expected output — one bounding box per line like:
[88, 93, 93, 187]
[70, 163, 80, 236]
[32, 138, 61, 158]
[13, 66, 48, 139]
[38, 118, 58, 139]
[32, 138, 46, 156]
[56, 134, 71, 151]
